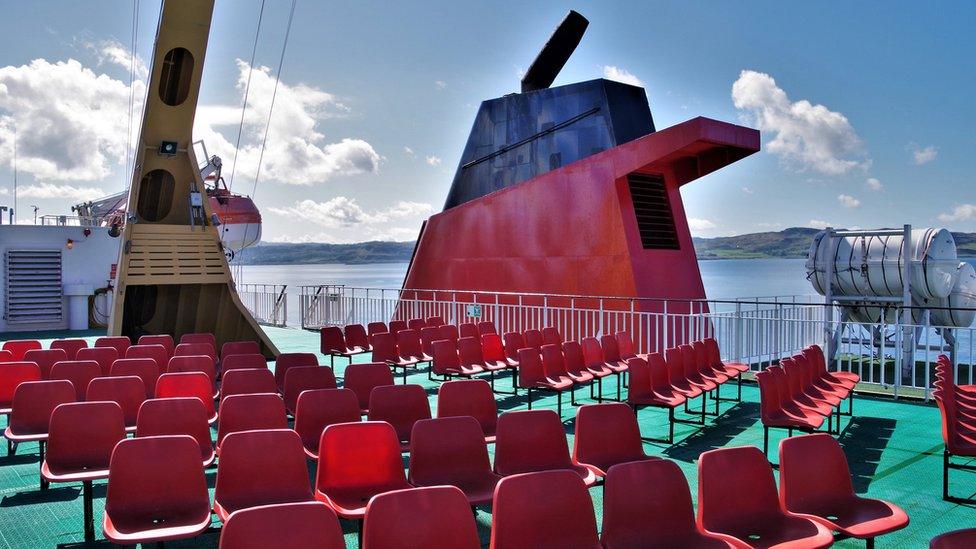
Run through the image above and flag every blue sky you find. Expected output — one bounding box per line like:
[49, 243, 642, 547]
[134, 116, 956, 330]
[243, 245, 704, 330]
[0, 0, 973, 241]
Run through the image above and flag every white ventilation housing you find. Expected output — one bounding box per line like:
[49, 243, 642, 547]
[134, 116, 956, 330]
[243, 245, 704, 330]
[4, 249, 63, 325]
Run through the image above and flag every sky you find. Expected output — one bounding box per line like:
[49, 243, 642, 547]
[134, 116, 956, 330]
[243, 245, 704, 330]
[0, 0, 974, 242]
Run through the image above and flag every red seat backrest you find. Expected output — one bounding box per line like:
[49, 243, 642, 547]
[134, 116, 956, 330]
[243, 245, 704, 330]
[344, 324, 370, 350]
[645, 353, 675, 394]
[432, 339, 462, 377]
[45, 401, 125, 475]
[343, 362, 394, 411]
[541, 344, 569, 378]
[0, 350, 12, 363]
[562, 341, 589, 376]
[23, 348, 68, 379]
[294, 388, 361, 456]
[580, 338, 604, 370]
[481, 333, 508, 366]
[154, 372, 216, 420]
[572, 403, 646, 473]
[320, 327, 348, 354]
[493, 409, 574, 475]
[542, 327, 562, 346]
[137, 335, 175, 360]
[222, 354, 268, 372]
[77, 346, 119, 376]
[94, 336, 131, 358]
[439, 324, 460, 344]
[436, 379, 497, 438]
[395, 329, 425, 360]
[457, 336, 486, 368]
[388, 320, 408, 335]
[477, 321, 497, 336]
[490, 470, 599, 549]
[214, 429, 313, 513]
[779, 432, 855, 509]
[370, 332, 399, 363]
[7, 380, 75, 437]
[367, 322, 388, 338]
[275, 352, 318, 391]
[174, 343, 218, 364]
[315, 422, 408, 501]
[363, 486, 479, 549]
[408, 416, 493, 487]
[502, 332, 526, 363]
[663, 347, 687, 383]
[697, 445, 782, 533]
[425, 316, 445, 328]
[0, 362, 42, 410]
[601, 335, 622, 363]
[86, 375, 146, 428]
[104, 436, 210, 529]
[367, 384, 432, 444]
[419, 327, 442, 357]
[459, 323, 480, 340]
[615, 332, 636, 360]
[602, 459, 700, 548]
[216, 393, 288, 448]
[219, 501, 344, 549]
[221, 368, 277, 400]
[221, 341, 261, 359]
[523, 329, 544, 350]
[408, 319, 427, 331]
[49, 360, 101, 401]
[180, 333, 216, 348]
[3, 339, 42, 361]
[124, 344, 169, 373]
[135, 397, 213, 462]
[110, 358, 159, 399]
[50, 338, 89, 361]
[167, 355, 217, 390]
[516, 348, 546, 387]
[283, 366, 338, 414]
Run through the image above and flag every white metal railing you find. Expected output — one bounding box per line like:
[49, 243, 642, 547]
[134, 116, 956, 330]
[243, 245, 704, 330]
[295, 285, 976, 401]
[239, 284, 288, 327]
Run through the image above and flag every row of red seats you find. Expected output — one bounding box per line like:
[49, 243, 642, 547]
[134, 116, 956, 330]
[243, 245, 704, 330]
[933, 355, 976, 502]
[756, 345, 858, 457]
[1, 333, 248, 363]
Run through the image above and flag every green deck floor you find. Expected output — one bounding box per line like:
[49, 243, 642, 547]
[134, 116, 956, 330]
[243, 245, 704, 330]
[1, 326, 973, 548]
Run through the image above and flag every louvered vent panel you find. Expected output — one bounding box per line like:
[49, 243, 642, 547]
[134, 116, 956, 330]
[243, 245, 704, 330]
[4, 250, 63, 324]
[627, 173, 680, 250]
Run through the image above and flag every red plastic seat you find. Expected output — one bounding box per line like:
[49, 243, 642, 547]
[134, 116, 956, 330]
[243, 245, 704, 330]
[363, 486, 481, 549]
[371, 332, 417, 383]
[136, 397, 215, 466]
[94, 336, 132, 358]
[180, 332, 216, 348]
[221, 340, 262, 360]
[804, 345, 859, 387]
[345, 323, 372, 352]
[314, 421, 412, 519]
[572, 402, 656, 478]
[663, 346, 704, 403]
[275, 352, 318, 391]
[440, 324, 460, 345]
[86, 376, 146, 432]
[523, 329, 544, 350]
[600, 335, 630, 374]
[3, 380, 76, 480]
[482, 333, 517, 370]
[367, 383, 432, 450]
[694, 339, 742, 402]
[409, 416, 502, 505]
[0, 349, 12, 363]
[542, 327, 562, 346]
[167, 354, 218, 397]
[931, 528, 976, 549]
[125, 344, 169, 373]
[3, 339, 42, 361]
[295, 388, 361, 459]
[213, 429, 314, 522]
[626, 354, 686, 443]
[42, 401, 125, 541]
[697, 445, 834, 548]
[215, 393, 288, 454]
[542, 343, 591, 396]
[582, 337, 619, 401]
[459, 335, 504, 379]
[704, 338, 749, 373]
[283, 365, 338, 415]
[502, 332, 524, 364]
[755, 367, 825, 457]
[102, 435, 211, 544]
[344, 362, 394, 414]
[490, 469, 601, 549]
[49, 360, 101, 401]
[437, 379, 498, 443]
[367, 321, 389, 338]
[493, 409, 597, 486]
[614, 332, 638, 360]
[425, 316, 445, 327]
[433, 339, 484, 380]
[174, 342, 218, 364]
[477, 321, 497, 335]
[110, 358, 160, 399]
[419, 326, 442, 357]
[24, 348, 68, 379]
[321, 326, 360, 366]
[459, 323, 480, 340]
[0, 361, 41, 415]
[389, 320, 408, 334]
[602, 459, 745, 549]
[219, 502, 345, 549]
[679, 344, 716, 396]
[396, 328, 431, 364]
[138, 335, 175, 361]
[221, 368, 278, 400]
[222, 353, 269, 372]
[517, 348, 572, 415]
[76, 346, 118, 376]
[780, 433, 909, 543]
[50, 338, 89, 360]
[155, 372, 217, 423]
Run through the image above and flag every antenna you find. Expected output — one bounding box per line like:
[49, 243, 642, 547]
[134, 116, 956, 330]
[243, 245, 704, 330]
[12, 124, 17, 225]
[520, 10, 589, 93]
[31, 205, 39, 225]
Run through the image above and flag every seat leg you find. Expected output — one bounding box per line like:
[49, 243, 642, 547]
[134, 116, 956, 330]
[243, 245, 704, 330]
[6, 439, 14, 456]
[330, 355, 335, 367]
[527, 388, 533, 410]
[570, 386, 578, 406]
[616, 373, 622, 401]
[39, 441, 48, 491]
[557, 390, 562, 417]
[944, 450, 950, 501]
[737, 374, 742, 401]
[866, 537, 875, 549]
[83, 480, 94, 542]
[668, 406, 675, 444]
[763, 425, 769, 457]
[714, 389, 720, 415]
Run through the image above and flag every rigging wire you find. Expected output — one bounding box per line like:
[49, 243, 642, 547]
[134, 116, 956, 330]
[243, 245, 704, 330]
[123, 0, 140, 191]
[227, 0, 267, 194]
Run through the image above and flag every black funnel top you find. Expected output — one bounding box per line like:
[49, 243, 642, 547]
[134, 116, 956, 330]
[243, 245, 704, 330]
[521, 10, 589, 93]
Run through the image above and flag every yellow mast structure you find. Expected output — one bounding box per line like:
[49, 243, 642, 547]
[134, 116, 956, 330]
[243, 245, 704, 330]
[109, 0, 279, 357]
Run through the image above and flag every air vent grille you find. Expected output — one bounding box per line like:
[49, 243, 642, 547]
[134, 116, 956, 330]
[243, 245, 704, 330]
[627, 173, 679, 250]
[4, 249, 63, 324]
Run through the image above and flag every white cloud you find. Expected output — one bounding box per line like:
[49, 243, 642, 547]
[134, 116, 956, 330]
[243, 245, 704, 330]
[268, 197, 433, 240]
[91, 39, 149, 80]
[602, 66, 643, 87]
[732, 70, 868, 175]
[837, 194, 860, 208]
[911, 144, 938, 165]
[195, 60, 380, 186]
[687, 218, 717, 234]
[434, 80, 446, 90]
[425, 155, 441, 166]
[938, 204, 976, 222]
[741, 186, 754, 194]
[866, 177, 883, 191]
[809, 219, 831, 229]
[16, 182, 106, 200]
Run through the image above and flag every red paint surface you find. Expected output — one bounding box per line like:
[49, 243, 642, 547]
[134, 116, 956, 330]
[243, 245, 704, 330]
[403, 117, 759, 314]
